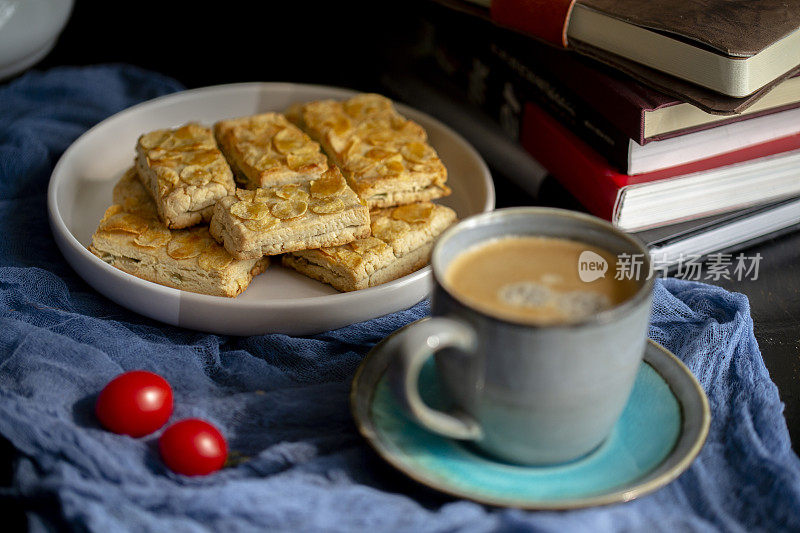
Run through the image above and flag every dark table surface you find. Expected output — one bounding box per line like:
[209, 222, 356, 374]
[26, 0, 800, 448]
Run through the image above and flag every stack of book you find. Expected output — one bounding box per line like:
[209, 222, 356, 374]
[401, 0, 800, 264]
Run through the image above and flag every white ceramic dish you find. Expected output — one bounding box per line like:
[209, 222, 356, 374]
[0, 0, 73, 80]
[48, 83, 495, 335]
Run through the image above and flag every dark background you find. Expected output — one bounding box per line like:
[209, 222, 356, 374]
[3, 0, 798, 526]
[38, 0, 410, 91]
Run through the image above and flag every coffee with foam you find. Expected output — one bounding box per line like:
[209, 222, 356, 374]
[443, 236, 638, 325]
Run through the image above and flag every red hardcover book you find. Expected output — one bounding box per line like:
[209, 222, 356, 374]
[520, 102, 800, 230]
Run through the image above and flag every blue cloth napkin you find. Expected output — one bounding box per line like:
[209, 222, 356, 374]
[1, 65, 799, 532]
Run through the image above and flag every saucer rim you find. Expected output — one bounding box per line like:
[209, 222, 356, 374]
[350, 318, 711, 510]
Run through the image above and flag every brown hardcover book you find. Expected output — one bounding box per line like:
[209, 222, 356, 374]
[579, 0, 799, 57]
[491, 0, 800, 97]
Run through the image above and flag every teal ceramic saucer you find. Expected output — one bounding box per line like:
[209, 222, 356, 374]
[351, 319, 710, 510]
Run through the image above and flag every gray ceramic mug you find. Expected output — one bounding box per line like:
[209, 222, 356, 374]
[388, 207, 655, 465]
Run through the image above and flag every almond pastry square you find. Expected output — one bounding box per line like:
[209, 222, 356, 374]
[282, 202, 457, 291]
[89, 168, 268, 298]
[214, 113, 328, 189]
[209, 167, 371, 260]
[287, 93, 450, 209]
[135, 123, 236, 229]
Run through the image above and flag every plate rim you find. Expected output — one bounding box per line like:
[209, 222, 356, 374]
[47, 82, 495, 310]
[350, 320, 711, 510]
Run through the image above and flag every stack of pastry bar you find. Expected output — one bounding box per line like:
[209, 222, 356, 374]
[89, 94, 457, 297]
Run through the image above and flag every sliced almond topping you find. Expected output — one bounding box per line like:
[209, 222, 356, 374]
[254, 188, 272, 203]
[231, 201, 270, 221]
[156, 167, 180, 186]
[289, 141, 320, 156]
[410, 162, 440, 173]
[345, 156, 377, 174]
[326, 114, 352, 136]
[327, 130, 350, 154]
[236, 189, 256, 202]
[364, 148, 397, 161]
[148, 151, 182, 167]
[310, 197, 345, 214]
[236, 141, 259, 157]
[273, 127, 306, 154]
[349, 237, 386, 255]
[255, 155, 282, 169]
[234, 128, 256, 142]
[310, 171, 347, 198]
[175, 140, 214, 153]
[180, 165, 212, 186]
[394, 120, 427, 140]
[293, 189, 310, 202]
[100, 212, 150, 235]
[166, 232, 209, 260]
[344, 139, 364, 159]
[286, 152, 322, 171]
[355, 118, 392, 138]
[122, 196, 149, 215]
[390, 115, 407, 129]
[188, 151, 220, 167]
[173, 124, 199, 140]
[257, 123, 282, 139]
[365, 130, 396, 146]
[400, 142, 435, 163]
[335, 249, 363, 269]
[392, 203, 435, 224]
[210, 170, 232, 186]
[147, 148, 170, 161]
[139, 131, 168, 150]
[343, 100, 364, 119]
[237, 127, 272, 144]
[276, 184, 301, 199]
[197, 245, 234, 271]
[372, 217, 408, 242]
[102, 205, 124, 219]
[344, 95, 392, 119]
[271, 199, 308, 219]
[242, 215, 279, 232]
[378, 159, 405, 176]
[244, 136, 273, 151]
[134, 226, 172, 248]
[242, 150, 262, 168]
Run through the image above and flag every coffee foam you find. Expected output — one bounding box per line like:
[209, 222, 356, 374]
[498, 281, 611, 320]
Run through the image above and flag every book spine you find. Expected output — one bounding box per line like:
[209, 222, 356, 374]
[491, 43, 632, 170]
[519, 102, 622, 221]
[429, 31, 633, 172]
[490, 0, 575, 48]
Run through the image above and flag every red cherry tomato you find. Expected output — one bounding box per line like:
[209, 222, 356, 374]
[95, 371, 173, 437]
[158, 419, 228, 476]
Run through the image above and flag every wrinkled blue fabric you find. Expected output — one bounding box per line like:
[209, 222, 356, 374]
[1, 65, 799, 532]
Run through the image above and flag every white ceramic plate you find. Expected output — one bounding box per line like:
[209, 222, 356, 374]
[48, 83, 495, 335]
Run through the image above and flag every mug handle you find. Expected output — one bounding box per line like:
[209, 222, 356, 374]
[388, 318, 483, 440]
